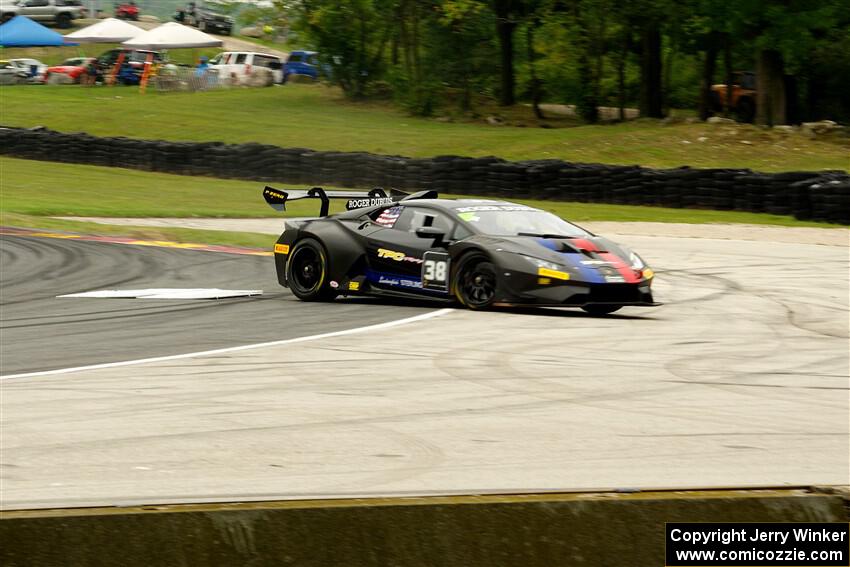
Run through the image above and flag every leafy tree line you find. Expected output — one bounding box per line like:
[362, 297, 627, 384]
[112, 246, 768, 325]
[277, 0, 850, 124]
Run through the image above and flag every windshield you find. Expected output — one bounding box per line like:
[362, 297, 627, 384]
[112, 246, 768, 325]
[454, 205, 591, 238]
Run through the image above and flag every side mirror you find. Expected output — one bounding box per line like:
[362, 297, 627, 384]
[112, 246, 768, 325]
[415, 226, 446, 248]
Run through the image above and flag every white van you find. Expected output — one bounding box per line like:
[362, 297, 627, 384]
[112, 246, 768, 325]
[208, 52, 284, 86]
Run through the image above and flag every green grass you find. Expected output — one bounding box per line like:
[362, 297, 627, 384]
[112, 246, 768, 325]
[0, 85, 847, 172]
[1, 157, 843, 230]
[0, 212, 275, 249]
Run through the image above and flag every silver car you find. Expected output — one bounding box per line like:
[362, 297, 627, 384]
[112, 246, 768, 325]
[8, 58, 47, 83]
[0, 60, 27, 85]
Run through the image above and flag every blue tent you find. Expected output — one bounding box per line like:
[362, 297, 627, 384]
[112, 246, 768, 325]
[0, 16, 75, 47]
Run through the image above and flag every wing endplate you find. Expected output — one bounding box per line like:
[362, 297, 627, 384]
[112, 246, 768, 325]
[262, 186, 437, 217]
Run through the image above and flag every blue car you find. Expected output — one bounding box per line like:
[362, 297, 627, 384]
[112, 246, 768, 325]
[283, 50, 319, 82]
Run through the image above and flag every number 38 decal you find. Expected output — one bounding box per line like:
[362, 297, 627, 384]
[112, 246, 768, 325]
[422, 251, 450, 291]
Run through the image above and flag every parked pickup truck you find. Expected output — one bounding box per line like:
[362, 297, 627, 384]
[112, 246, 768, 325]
[0, 0, 84, 28]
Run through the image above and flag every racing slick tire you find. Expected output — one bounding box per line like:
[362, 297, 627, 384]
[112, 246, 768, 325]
[286, 238, 338, 301]
[454, 254, 498, 310]
[581, 304, 622, 316]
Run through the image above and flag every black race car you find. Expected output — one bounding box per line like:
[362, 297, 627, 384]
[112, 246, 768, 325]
[263, 186, 658, 314]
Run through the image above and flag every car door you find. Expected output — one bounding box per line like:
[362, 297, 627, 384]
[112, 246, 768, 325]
[20, 0, 50, 20]
[233, 53, 248, 81]
[363, 206, 455, 295]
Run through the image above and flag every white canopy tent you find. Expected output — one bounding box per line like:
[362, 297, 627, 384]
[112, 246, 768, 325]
[65, 18, 144, 43]
[121, 22, 222, 50]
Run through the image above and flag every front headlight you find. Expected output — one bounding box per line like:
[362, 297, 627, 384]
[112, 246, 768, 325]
[518, 254, 571, 281]
[629, 251, 645, 270]
[521, 255, 561, 271]
[628, 252, 654, 280]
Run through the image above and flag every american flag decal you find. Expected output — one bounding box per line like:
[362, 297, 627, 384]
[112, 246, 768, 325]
[375, 206, 403, 227]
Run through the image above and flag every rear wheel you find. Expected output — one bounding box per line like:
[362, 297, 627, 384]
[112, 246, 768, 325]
[581, 304, 622, 316]
[454, 254, 498, 310]
[56, 13, 72, 29]
[286, 238, 337, 301]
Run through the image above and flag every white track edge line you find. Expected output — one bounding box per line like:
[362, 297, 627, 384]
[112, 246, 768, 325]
[0, 308, 454, 381]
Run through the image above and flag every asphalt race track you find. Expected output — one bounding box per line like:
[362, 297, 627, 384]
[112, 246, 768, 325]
[1, 230, 848, 509]
[0, 236, 435, 375]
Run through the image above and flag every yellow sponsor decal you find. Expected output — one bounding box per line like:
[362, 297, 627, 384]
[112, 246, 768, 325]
[538, 267, 569, 280]
[265, 189, 286, 200]
[642, 268, 654, 280]
[377, 248, 406, 261]
[348, 281, 360, 291]
[274, 244, 290, 255]
[537, 277, 551, 285]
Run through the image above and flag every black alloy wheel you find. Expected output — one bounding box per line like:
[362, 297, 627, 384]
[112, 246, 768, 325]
[286, 238, 337, 301]
[456, 256, 498, 310]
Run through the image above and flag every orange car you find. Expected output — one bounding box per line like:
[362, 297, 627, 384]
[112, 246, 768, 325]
[711, 71, 757, 122]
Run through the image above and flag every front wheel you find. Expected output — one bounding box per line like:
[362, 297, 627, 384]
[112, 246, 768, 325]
[454, 255, 498, 310]
[581, 304, 622, 316]
[285, 238, 337, 301]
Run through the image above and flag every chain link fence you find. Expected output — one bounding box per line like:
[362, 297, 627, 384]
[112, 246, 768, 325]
[151, 66, 276, 93]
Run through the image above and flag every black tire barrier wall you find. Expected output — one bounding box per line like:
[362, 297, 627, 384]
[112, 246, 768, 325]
[2, 127, 848, 224]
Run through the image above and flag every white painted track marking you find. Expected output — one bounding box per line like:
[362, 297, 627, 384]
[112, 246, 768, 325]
[0, 308, 453, 381]
[58, 288, 263, 299]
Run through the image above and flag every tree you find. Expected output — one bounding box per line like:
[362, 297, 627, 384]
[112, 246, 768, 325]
[618, 0, 668, 118]
[738, 0, 847, 125]
[493, 0, 522, 105]
[296, 0, 394, 99]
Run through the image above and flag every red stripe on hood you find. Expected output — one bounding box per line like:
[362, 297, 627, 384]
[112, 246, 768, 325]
[569, 238, 599, 252]
[598, 252, 641, 283]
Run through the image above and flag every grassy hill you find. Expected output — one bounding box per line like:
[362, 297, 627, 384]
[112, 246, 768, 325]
[0, 84, 847, 172]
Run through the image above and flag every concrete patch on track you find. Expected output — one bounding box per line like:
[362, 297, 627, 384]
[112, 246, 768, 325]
[1, 234, 847, 509]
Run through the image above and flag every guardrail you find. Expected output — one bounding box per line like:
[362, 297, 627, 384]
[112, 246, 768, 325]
[1, 127, 847, 223]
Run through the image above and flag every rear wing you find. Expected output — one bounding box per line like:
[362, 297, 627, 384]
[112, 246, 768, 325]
[262, 186, 437, 217]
